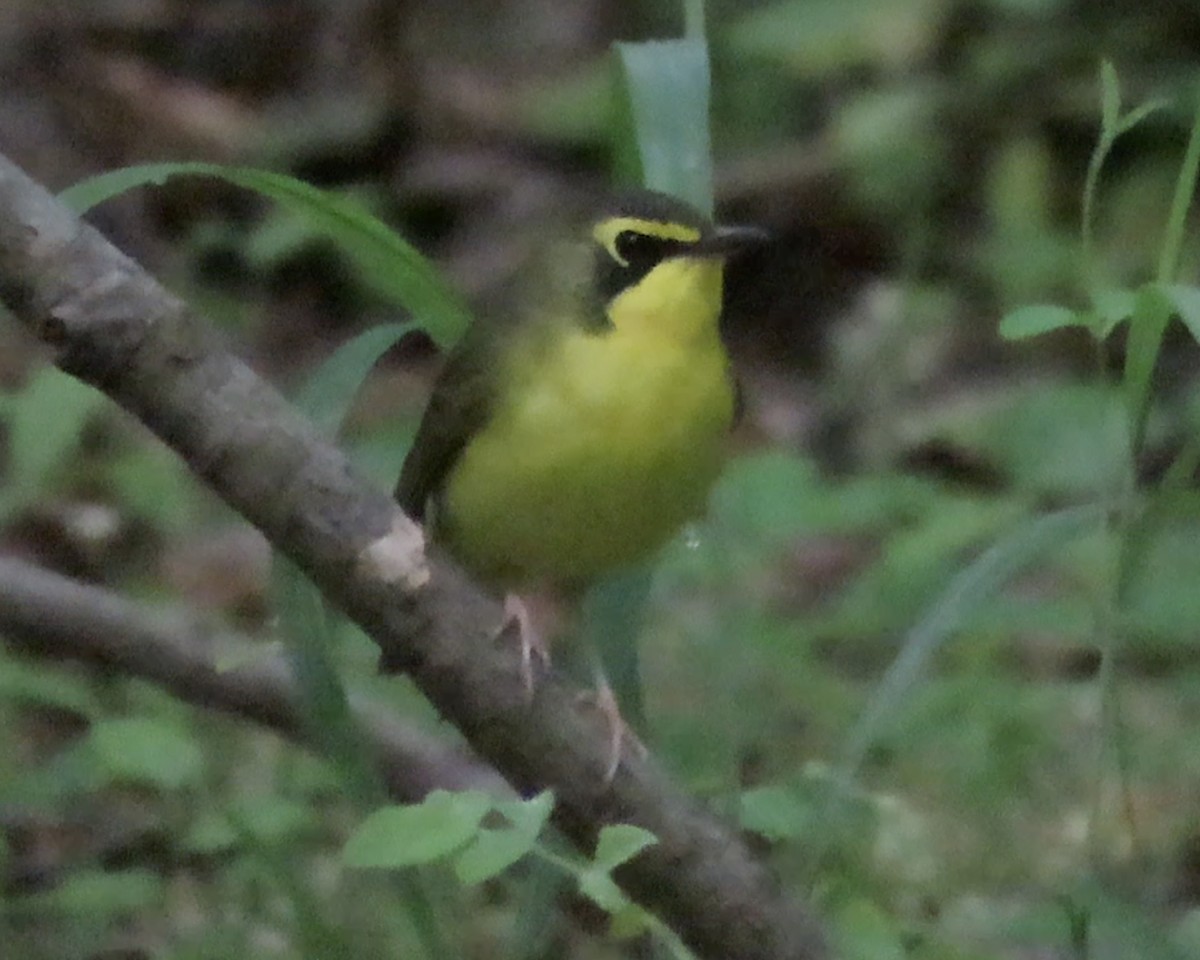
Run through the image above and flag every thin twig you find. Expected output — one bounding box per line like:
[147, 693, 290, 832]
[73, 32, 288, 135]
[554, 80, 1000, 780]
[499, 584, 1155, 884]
[0, 556, 503, 802]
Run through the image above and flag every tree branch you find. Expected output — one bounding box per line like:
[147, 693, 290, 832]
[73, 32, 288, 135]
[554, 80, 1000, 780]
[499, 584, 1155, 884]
[0, 556, 503, 801]
[0, 154, 828, 960]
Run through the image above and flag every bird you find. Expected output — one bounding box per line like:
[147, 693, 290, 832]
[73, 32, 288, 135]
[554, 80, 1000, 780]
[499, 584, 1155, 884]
[395, 188, 765, 778]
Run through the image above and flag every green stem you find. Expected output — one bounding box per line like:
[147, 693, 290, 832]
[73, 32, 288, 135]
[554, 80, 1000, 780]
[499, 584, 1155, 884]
[1157, 87, 1200, 284]
[683, 0, 705, 39]
[1080, 132, 1113, 289]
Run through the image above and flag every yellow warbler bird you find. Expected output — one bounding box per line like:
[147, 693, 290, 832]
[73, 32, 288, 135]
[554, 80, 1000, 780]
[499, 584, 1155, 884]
[396, 189, 764, 777]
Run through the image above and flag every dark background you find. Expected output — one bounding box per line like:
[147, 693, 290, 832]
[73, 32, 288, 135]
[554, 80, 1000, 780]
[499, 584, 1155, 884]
[2, 1, 1200, 957]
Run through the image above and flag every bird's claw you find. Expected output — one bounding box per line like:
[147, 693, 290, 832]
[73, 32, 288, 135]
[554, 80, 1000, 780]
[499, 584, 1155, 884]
[501, 594, 551, 701]
[577, 683, 646, 784]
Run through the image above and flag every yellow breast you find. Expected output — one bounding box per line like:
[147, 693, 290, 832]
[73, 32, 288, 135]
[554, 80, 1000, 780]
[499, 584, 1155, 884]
[441, 257, 734, 587]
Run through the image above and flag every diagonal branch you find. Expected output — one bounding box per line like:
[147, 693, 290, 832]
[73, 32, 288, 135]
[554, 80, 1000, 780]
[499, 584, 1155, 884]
[0, 153, 828, 960]
[0, 556, 504, 802]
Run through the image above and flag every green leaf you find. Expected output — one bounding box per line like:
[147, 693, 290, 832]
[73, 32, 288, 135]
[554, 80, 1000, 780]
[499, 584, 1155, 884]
[1091, 286, 1138, 337]
[1163, 283, 1200, 344]
[494, 789, 555, 839]
[454, 791, 554, 885]
[1124, 282, 1173, 450]
[295, 322, 411, 433]
[997, 303, 1081, 340]
[583, 565, 651, 730]
[454, 826, 537, 885]
[89, 717, 205, 789]
[274, 559, 379, 804]
[615, 39, 714, 213]
[61, 163, 471, 348]
[592, 824, 657, 870]
[1116, 97, 1168, 136]
[1156, 90, 1200, 284]
[344, 790, 493, 868]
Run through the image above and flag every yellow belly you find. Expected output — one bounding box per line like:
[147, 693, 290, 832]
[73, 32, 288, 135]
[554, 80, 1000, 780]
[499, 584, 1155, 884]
[441, 326, 734, 586]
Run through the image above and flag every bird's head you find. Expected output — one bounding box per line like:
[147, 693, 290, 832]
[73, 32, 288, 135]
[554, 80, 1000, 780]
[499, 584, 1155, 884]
[587, 190, 766, 340]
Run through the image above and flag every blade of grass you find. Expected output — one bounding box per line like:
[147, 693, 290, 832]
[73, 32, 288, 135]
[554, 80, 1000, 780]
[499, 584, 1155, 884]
[838, 503, 1106, 783]
[61, 163, 471, 348]
[272, 559, 378, 801]
[614, 38, 714, 213]
[297, 322, 412, 434]
[286, 322, 457, 955]
[1123, 283, 1172, 454]
[581, 564, 652, 729]
[1156, 85, 1200, 285]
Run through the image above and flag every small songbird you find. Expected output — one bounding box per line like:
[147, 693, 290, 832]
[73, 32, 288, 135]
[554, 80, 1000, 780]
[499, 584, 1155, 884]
[396, 189, 764, 777]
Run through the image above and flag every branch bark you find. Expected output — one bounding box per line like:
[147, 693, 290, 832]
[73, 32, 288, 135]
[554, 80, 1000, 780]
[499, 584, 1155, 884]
[0, 556, 504, 802]
[0, 154, 828, 960]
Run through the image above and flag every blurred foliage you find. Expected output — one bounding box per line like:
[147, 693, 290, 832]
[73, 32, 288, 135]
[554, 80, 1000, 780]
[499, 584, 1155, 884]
[3, 0, 1200, 958]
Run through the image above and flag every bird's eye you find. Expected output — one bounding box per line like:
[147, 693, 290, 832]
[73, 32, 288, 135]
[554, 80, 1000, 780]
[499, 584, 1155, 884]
[613, 230, 658, 265]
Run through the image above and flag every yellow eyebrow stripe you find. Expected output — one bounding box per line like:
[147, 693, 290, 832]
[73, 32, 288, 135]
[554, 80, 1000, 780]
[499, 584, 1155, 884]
[593, 217, 702, 265]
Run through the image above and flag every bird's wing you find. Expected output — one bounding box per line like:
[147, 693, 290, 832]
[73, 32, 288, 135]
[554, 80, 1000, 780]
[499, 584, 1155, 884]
[394, 324, 500, 521]
[395, 236, 598, 520]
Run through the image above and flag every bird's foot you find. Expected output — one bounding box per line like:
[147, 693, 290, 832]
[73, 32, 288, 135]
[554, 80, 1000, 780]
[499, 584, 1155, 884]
[576, 682, 647, 784]
[502, 593, 551, 701]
